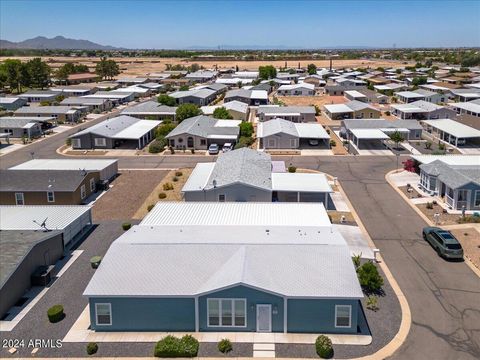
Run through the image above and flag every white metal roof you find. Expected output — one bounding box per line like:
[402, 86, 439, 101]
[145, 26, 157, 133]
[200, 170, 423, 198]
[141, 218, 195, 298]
[141, 202, 332, 227]
[271, 173, 333, 193]
[181, 163, 215, 192]
[324, 103, 353, 113]
[9, 159, 117, 171]
[112, 119, 162, 139]
[422, 119, 480, 138]
[451, 101, 480, 114]
[0, 205, 91, 231]
[344, 90, 366, 98]
[295, 123, 330, 139]
[214, 119, 242, 127]
[411, 155, 480, 166]
[83, 225, 363, 298]
[390, 103, 428, 113]
[250, 90, 268, 99]
[350, 128, 390, 139]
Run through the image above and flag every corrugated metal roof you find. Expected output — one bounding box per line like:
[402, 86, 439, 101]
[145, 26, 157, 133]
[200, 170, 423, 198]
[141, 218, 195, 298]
[0, 205, 91, 231]
[350, 128, 390, 140]
[422, 119, 480, 138]
[271, 173, 333, 193]
[112, 119, 161, 139]
[181, 163, 215, 192]
[84, 225, 363, 299]
[9, 159, 117, 171]
[411, 155, 480, 166]
[141, 202, 331, 227]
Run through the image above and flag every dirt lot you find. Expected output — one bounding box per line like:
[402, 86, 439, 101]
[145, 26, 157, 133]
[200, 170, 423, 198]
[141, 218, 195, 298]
[92, 170, 168, 221]
[450, 227, 480, 269]
[133, 168, 192, 219]
[1, 56, 410, 75]
[416, 202, 463, 226]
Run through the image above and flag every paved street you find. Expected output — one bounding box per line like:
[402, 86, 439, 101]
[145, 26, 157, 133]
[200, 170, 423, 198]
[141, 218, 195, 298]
[0, 123, 479, 359]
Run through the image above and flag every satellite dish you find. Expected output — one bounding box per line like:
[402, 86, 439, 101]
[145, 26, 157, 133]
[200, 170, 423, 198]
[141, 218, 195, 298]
[212, 179, 217, 188]
[33, 217, 50, 232]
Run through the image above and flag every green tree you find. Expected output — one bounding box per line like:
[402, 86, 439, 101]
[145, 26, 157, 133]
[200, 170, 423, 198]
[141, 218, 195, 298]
[389, 130, 404, 149]
[213, 107, 233, 119]
[411, 76, 428, 87]
[0, 59, 24, 93]
[157, 94, 176, 106]
[239, 122, 253, 137]
[175, 103, 202, 123]
[179, 85, 189, 91]
[307, 63, 317, 75]
[96, 57, 119, 80]
[258, 65, 277, 80]
[27, 57, 50, 89]
[155, 122, 176, 138]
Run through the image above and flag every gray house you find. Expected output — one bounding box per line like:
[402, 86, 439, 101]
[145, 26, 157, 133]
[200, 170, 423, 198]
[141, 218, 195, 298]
[224, 89, 268, 106]
[0, 117, 53, 139]
[18, 91, 58, 103]
[257, 118, 330, 149]
[166, 115, 240, 150]
[69, 115, 161, 150]
[183, 148, 333, 204]
[121, 101, 177, 121]
[257, 106, 316, 122]
[60, 97, 113, 112]
[0, 97, 27, 111]
[341, 119, 423, 143]
[391, 100, 457, 120]
[170, 89, 217, 106]
[419, 160, 480, 211]
[84, 202, 364, 334]
[14, 106, 85, 123]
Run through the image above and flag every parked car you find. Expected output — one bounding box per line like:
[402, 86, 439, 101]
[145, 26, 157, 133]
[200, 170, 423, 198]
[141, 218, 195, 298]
[222, 143, 233, 152]
[308, 139, 319, 146]
[208, 143, 219, 155]
[422, 227, 464, 259]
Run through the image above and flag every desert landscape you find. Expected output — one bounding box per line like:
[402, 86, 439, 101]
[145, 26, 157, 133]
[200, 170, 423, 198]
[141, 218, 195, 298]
[1, 56, 412, 76]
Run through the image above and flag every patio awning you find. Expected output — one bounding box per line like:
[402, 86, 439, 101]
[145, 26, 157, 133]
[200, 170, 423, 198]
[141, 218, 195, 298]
[350, 128, 390, 140]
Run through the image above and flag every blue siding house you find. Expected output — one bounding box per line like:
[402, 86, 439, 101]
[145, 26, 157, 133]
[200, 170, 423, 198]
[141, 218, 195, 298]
[84, 203, 364, 334]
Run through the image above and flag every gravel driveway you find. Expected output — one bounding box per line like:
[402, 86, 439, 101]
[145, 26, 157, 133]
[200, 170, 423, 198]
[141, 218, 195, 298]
[92, 170, 168, 222]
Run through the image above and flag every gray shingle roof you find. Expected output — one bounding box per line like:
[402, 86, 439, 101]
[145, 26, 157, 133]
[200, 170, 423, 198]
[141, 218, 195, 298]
[0, 170, 91, 192]
[71, 115, 142, 137]
[257, 106, 316, 115]
[166, 115, 239, 138]
[206, 148, 272, 190]
[121, 101, 176, 115]
[343, 119, 422, 131]
[15, 106, 78, 114]
[420, 160, 480, 189]
[0, 116, 54, 127]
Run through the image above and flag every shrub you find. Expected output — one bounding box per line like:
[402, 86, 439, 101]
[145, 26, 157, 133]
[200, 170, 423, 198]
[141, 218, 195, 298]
[385, 110, 391, 116]
[158, 192, 167, 199]
[172, 176, 179, 182]
[149, 138, 167, 153]
[169, 147, 175, 154]
[234, 135, 254, 149]
[329, 139, 336, 147]
[218, 338, 233, 354]
[154, 335, 199, 357]
[426, 202, 434, 210]
[190, 148, 195, 154]
[86, 342, 98, 355]
[122, 222, 131, 231]
[425, 141, 432, 150]
[315, 335, 333, 359]
[438, 143, 445, 151]
[47, 305, 64, 323]
[239, 122, 254, 137]
[156, 123, 176, 138]
[288, 166, 297, 173]
[357, 262, 384, 292]
[163, 183, 174, 191]
[65, 138, 72, 146]
[175, 171, 183, 177]
[366, 295, 379, 311]
[147, 204, 155, 212]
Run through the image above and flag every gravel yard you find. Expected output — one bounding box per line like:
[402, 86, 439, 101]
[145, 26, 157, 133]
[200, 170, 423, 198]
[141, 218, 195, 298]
[92, 170, 168, 222]
[450, 227, 480, 269]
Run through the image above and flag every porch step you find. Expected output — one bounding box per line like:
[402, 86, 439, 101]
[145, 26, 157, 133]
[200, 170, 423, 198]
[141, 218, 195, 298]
[253, 343, 275, 358]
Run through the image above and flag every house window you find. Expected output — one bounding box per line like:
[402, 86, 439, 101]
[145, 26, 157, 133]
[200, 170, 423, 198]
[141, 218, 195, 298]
[47, 191, 55, 203]
[218, 194, 226, 202]
[95, 303, 112, 326]
[207, 299, 246, 327]
[94, 138, 106, 147]
[475, 191, 480, 207]
[71, 138, 81, 148]
[90, 178, 96, 192]
[80, 184, 86, 199]
[335, 305, 352, 328]
[15, 192, 24, 205]
[289, 139, 297, 148]
[200, 139, 207, 146]
[457, 190, 468, 202]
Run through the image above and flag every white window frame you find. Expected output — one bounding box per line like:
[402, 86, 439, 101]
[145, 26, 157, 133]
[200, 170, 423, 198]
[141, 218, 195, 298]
[90, 178, 96, 192]
[94, 137, 106, 147]
[207, 298, 247, 328]
[71, 138, 81, 148]
[475, 190, 480, 208]
[47, 191, 55, 203]
[80, 184, 86, 199]
[15, 192, 24, 205]
[335, 305, 352, 328]
[95, 303, 112, 326]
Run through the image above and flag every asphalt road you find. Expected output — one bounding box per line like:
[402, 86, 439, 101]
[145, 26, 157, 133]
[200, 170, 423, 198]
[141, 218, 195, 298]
[0, 118, 479, 359]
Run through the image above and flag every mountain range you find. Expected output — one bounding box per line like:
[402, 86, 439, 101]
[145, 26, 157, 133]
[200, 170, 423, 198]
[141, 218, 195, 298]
[0, 36, 118, 50]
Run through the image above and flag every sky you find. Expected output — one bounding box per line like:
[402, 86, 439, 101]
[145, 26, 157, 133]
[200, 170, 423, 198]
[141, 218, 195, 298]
[1, 0, 479, 49]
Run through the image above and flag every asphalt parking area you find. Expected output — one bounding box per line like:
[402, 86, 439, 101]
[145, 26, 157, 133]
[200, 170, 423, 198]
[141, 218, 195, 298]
[92, 170, 168, 222]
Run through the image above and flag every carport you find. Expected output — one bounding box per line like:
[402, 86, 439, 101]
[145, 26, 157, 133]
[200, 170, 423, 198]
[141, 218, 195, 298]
[349, 128, 389, 149]
[296, 123, 330, 148]
[422, 119, 480, 148]
[323, 104, 353, 120]
[271, 172, 333, 205]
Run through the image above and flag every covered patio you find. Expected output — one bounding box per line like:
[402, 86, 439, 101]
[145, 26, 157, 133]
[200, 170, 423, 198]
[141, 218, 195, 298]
[421, 119, 480, 148]
[271, 172, 333, 206]
[349, 128, 390, 149]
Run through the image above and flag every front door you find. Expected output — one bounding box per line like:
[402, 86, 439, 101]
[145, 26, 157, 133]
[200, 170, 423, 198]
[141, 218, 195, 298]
[256, 304, 272, 332]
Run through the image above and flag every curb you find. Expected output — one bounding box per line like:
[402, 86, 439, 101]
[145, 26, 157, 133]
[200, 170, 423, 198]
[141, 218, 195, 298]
[385, 170, 480, 279]
[335, 179, 412, 360]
